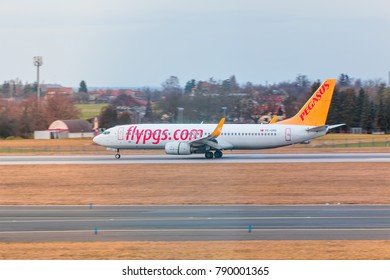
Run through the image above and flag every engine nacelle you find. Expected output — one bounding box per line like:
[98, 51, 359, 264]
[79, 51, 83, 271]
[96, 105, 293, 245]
[164, 141, 192, 155]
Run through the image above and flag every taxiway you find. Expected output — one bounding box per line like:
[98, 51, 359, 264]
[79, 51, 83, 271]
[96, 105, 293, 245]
[1, 205, 390, 242]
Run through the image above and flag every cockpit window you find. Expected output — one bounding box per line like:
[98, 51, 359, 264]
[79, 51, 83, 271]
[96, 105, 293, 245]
[103, 130, 111, 135]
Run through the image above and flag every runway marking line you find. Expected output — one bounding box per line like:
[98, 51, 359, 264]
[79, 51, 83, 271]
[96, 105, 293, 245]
[1, 228, 390, 235]
[1, 216, 390, 223]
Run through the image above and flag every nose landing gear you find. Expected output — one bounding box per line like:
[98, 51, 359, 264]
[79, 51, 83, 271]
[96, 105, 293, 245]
[115, 149, 121, 159]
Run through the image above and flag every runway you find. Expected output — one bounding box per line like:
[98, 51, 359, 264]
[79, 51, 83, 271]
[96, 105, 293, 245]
[1, 205, 390, 242]
[1, 153, 390, 164]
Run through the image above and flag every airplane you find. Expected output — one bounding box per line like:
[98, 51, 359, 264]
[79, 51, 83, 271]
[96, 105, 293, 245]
[93, 79, 344, 159]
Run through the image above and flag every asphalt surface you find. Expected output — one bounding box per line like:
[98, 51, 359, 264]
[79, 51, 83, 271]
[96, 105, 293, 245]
[0, 153, 390, 164]
[1, 205, 390, 242]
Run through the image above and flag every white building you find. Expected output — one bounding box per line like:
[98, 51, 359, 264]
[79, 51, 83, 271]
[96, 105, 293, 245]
[34, 119, 94, 139]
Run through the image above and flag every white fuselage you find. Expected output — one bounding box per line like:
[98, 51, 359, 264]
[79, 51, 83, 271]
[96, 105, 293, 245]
[93, 123, 327, 150]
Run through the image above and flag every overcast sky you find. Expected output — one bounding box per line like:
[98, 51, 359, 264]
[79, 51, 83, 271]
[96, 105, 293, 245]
[1, 0, 390, 87]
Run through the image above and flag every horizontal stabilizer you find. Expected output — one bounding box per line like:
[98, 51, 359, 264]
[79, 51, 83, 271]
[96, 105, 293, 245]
[306, 123, 345, 133]
[306, 125, 328, 133]
[327, 124, 346, 130]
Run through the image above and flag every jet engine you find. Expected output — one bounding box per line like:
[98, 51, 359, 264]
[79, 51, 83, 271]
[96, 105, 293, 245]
[164, 141, 192, 155]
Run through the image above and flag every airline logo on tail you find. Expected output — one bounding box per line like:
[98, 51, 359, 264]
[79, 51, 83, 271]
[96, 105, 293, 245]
[278, 79, 336, 126]
[300, 81, 330, 121]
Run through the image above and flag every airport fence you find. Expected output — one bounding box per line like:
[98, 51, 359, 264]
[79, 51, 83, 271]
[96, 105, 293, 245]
[305, 136, 390, 149]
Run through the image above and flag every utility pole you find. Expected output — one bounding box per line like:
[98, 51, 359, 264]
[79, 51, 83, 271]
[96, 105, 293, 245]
[177, 107, 184, 123]
[33, 56, 43, 104]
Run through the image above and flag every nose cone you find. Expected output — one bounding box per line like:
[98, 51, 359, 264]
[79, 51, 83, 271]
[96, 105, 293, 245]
[93, 134, 103, 146]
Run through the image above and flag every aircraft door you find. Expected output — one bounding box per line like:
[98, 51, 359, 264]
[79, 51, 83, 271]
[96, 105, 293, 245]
[118, 127, 124, 140]
[285, 128, 291, 141]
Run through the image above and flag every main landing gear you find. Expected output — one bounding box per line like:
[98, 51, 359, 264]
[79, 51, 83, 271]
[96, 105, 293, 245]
[205, 150, 223, 159]
[115, 149, 121, 159]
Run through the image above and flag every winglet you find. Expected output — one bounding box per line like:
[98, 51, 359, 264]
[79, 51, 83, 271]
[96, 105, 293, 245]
[278, 79, 336, 126]
[210, 118, 225, 137]
[269, 115, 277, 124]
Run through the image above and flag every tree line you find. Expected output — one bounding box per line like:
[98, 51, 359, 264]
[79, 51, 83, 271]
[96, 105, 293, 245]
[1, 74, 389, 139]
[327, 76, 390, 133]
[100, 74, 390, 133]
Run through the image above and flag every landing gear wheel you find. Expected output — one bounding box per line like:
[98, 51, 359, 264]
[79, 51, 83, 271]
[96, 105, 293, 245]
[214, 150, 223, 159]
[115, 149, 121, 159]
[205, 151, 214, 159]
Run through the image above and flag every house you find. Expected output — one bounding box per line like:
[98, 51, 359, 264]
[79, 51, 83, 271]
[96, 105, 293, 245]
[34, 119, 94, 139]
[45, 86, 74, 99]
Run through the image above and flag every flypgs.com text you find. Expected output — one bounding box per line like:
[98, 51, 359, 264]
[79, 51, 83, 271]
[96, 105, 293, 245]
[125, 126, 204, 145]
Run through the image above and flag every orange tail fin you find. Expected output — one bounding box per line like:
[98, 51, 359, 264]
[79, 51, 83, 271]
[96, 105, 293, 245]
[278, 79, 336, 126]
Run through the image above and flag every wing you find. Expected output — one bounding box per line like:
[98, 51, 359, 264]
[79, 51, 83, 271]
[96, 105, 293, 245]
[189, 118, 233, 149]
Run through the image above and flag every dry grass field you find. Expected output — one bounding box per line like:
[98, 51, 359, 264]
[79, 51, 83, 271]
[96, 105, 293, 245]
[2, 241, 390, 260]
[0, 136, 389, 259]
[1, 163, 390, 205]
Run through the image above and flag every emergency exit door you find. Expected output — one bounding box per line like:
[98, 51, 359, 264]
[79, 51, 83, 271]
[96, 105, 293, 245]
[285, 128, 291, 141]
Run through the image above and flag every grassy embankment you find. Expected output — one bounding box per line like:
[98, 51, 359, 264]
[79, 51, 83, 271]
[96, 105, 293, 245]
[75, 103, 108, 120]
